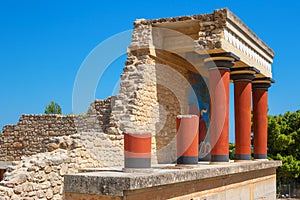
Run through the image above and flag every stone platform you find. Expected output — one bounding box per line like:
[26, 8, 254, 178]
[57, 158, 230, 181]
[63, 160, 281, 200]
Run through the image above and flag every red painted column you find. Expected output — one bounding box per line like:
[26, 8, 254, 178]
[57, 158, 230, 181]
[231, 72, 255, 160]
[205, 55, 236, 162]
[176, 115, 199, 164]
[252, 81, 271, 159]
[124, 133, 152, 168]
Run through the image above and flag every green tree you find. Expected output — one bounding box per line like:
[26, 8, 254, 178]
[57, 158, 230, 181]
[229, 143, 235, 160]
[44, 100, 62, 114]
[268, 111, 300, 180]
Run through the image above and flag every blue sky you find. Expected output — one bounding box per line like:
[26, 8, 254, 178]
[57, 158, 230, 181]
[1, 1, 299, 142]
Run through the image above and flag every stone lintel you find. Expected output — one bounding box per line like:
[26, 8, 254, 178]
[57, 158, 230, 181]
[223, 8, 274, 58]
[64, 160, 281, 197]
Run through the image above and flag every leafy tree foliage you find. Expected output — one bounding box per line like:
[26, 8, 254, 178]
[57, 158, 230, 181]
[229, 143, 235, 160]
[44, 100, 62, 114]
[268, 111, 300, 180]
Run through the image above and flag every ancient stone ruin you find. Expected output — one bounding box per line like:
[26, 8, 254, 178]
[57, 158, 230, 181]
[0, 8, 281, 200]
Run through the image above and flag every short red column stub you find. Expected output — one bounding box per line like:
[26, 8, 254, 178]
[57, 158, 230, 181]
[176, 115, 199, 164]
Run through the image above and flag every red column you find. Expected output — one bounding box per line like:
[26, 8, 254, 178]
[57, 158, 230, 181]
[124, 133, 152, 168]
[252, 82, 271, 159]
[209, 69, 230, 162]
[176, 115, 199, 164]
[205, 55, 235, 163]
[231, 72, 255, 160]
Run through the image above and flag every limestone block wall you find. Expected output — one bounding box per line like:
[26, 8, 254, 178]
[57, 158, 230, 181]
[111, 21, 158, 134]
[116, 55, 159, 133]
[75, 97, 117, 134]
[0, 97, 117, 162]
[0, 95, 125, 199]
[0, 134, 102, 200]
[0, 115, 77, 161]
[111, 20, 158, 133]
[79, 132, 123, 167]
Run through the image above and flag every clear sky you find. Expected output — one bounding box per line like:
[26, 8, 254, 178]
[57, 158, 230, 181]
[1, 0, 299, 142]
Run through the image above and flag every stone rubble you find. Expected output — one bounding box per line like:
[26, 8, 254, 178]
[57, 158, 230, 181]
[0, 134, 102, 200]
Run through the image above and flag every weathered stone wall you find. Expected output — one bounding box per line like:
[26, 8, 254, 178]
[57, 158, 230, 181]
[0, 103, 123, 200]
[0, 97, 117, 162]
[79, 132, 123, 167]
[0, 134, 102, 200]
[0, 115, 77, 161]
[113, 55, 159, 134]
[79, 97, 118, 134]
[110, 22, 158, 135]
[0, 96, 125, 199]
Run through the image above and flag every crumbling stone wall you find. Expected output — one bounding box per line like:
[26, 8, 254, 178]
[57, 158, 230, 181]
[112, 50, 158, 132]
[0, 96, 123, 200]
[0, 134, 102, 200]
[78, 97, 118, 134]
[110, 22, 158, 135]
[0, 97, 117, 162]
[0, 96, 124, 199]
[0, 115, 77, 161]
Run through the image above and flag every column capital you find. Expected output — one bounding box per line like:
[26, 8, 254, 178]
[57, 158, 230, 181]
[204, 52, 239, 71]
[231, 67, 258, 82]
[252, 77, 275, 90]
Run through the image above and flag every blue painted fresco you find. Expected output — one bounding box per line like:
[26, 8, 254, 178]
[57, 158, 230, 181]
[188, 73, 211, 160]
[188, 73, 210, 126]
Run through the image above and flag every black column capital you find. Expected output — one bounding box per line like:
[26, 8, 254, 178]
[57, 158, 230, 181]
[204, 53, 239, 71]
[231, 73, 256, 82]
[252, 77, 274, 90]
[231, 67, 258, 82]
[252, 82, 271, 91]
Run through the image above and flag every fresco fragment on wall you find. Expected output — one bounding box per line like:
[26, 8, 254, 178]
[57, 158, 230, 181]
[188, 72, 211, 160]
